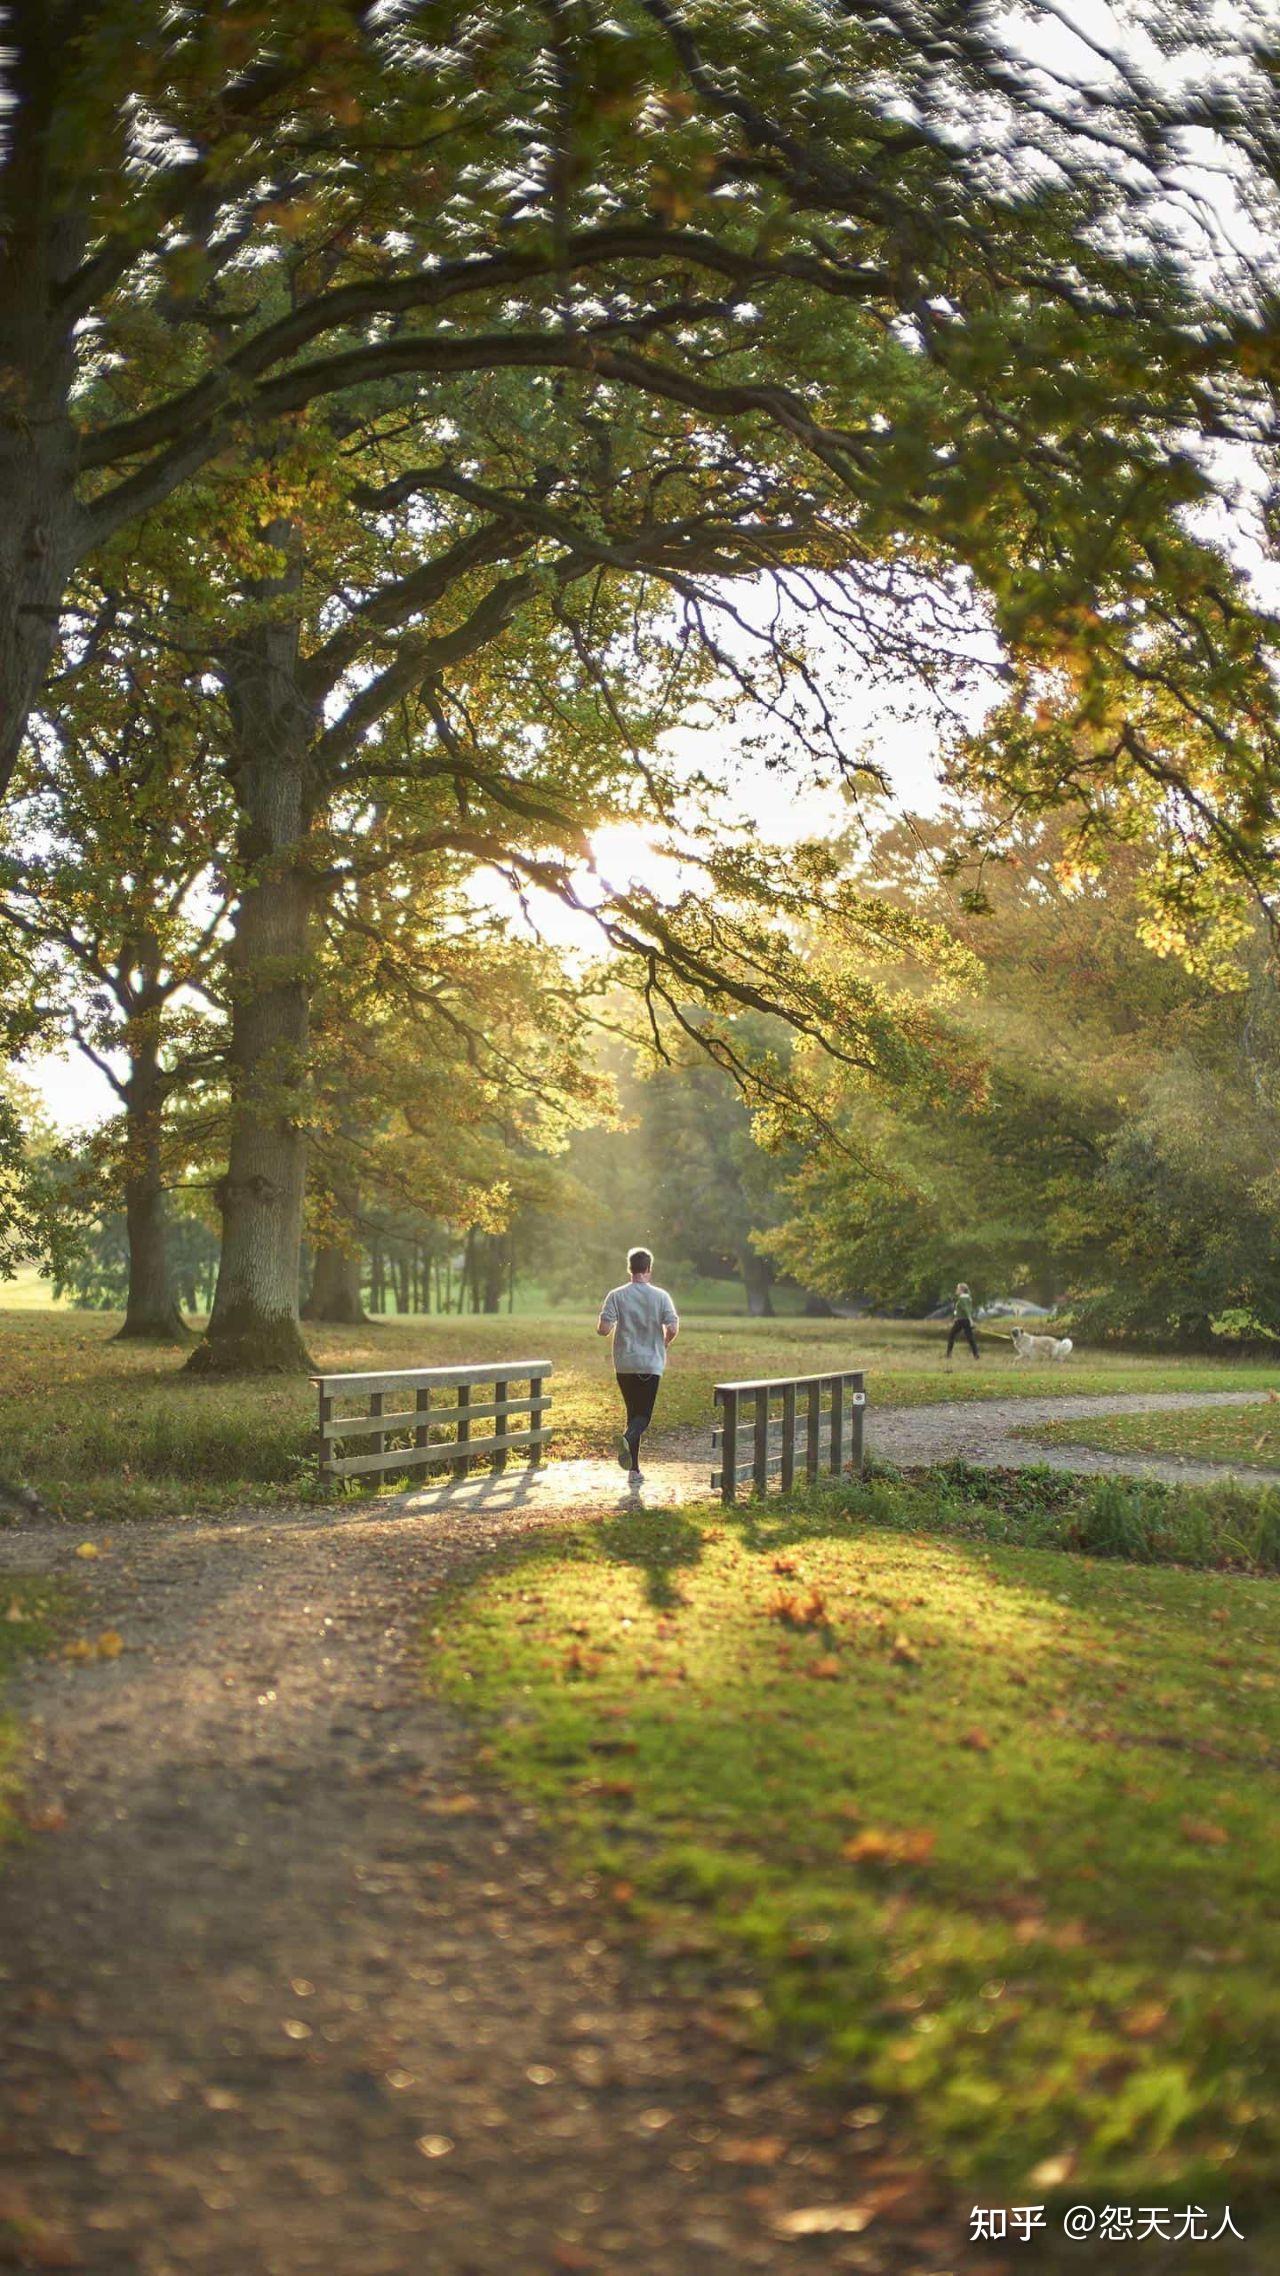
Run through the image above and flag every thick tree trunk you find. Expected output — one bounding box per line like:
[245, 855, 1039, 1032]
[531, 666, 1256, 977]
[739, 1245, 775, 1317]
[802, 1289, 836, 1318]
[115, 1019, 188, 1341]
[0, 22, 85, 801]
[302, 1171, 367, 1325]
[303, 1240, 366, 1323]
[189, 599, 317, 1374]
[481, 1233, 505, 1314]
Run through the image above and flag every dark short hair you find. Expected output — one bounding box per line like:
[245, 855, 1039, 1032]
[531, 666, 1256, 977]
[628, 1247, 653, 1275]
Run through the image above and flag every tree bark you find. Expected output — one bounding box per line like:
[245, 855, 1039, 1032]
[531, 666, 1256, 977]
[115, 1007, 188, 1341]
[303, 1239, 366, 1323]
[739, 1245, 775, 1317]
[302, 1166, 367, 1324]
[188, 592, 317, 1373]
[0, 23, 86, 801]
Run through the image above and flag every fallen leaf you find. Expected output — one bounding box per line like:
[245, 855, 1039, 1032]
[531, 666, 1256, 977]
[717, 2136, 786, 2166]
[774, 2204, 874, 2237]
[5, 1598, 29, 1622]
[842, 1827, 935, 1869]
[95, 1631, 124, 1660]
[18, 1804, 67, 1835]
[889, 1635, 920, 1667]
[1180, 1816, 1230, 1848]
[960, 1726, 993, 1752]
[1121, 2001, 1169, 2040]
[767, 1588, 828, 1629]
[73, 1543, 101, 1560]
[1030, 2153, 1076, 2189]
[808, 1655, 842, 1680]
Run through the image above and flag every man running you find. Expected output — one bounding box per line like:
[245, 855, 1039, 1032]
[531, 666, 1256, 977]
[596, 1248, 680, 1483]
[946, 1282, 980, 1362]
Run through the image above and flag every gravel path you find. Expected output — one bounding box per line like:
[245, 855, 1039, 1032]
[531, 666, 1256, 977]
[0, 1494, 991, 2276]
[869, 1389, 1280, 1489]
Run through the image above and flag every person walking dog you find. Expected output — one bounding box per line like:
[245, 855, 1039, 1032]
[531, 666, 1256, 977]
[597, 1248, 679, 1483]
[946, 1282, 980, 1362]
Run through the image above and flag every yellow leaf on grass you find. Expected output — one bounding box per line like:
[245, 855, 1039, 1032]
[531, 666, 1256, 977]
[74, 1542, 101, 1560]
[842, 1827, 936, 1869]
[95, 1631, 124, 1660]
[5, 1599, 28, 1622]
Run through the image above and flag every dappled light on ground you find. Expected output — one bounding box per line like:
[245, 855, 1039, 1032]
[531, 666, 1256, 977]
[433, 1501, 1280, 2256]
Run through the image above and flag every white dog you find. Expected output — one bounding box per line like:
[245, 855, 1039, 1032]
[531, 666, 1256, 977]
[1011, 1328, 1074, 1362]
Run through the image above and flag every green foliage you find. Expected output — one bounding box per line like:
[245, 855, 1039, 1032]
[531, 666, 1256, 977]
[764, 800, 1280, 1343]
[0, 1577, 60, 1855]
[0, 1084, 77, 1286]
[54, 1209, 219, 1316]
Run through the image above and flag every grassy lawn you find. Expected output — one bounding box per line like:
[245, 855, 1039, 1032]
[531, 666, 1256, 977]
[428, 1491, 1279, 2262]
[0, 1577, 60, 1850]
[3, 1306, 1280, 1522]
[1023, 1403, 1280, 1471]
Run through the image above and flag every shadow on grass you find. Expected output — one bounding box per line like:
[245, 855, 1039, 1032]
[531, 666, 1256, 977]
[594, 1507, 707, 1609]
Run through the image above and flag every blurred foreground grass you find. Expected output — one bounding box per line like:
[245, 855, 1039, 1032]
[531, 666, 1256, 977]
[430, 1491, 1280, 2261]
[2, 1305, 1280, 1521]
[0, 1577, 60, 1849]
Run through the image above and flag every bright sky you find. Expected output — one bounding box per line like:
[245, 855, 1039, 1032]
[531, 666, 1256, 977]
[26, 688, 959, 1133]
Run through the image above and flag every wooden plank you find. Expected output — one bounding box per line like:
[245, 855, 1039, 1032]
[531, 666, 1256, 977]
[322, 1394, 551, 1440]
[415, 1386, 431, 1454]
[326, 1426, 552, 1480]
[317, 1387, 333, 1480]
[806, 1378, 821, 1483]
[849, 1370, 865, 1476]
[830, 1374, 845, 1476]
[369, 1389, 384, 1464]
[453, 1382, 471, 1478]
[310, 1359, 554, 1396]
[494, 1378, 508, 1473]
[529, 1375, 545, 1468]
[720, 1386, 738, 1505]
[752, 1386, 771, 1496]
[714, 1370, 857, 1395]
[780, 1383, 796, 1493]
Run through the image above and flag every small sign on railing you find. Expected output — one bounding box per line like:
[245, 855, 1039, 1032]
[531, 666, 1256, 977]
[711, 1369, 865, 1503]
[312, 1360, 552, 1486]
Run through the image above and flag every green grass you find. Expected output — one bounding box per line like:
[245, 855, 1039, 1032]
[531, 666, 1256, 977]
[862, 1461, 1280, 1573]
[4, 1306, 1280, 1522]
[1023, 1402, 1280, 1471]
[0, 1577, 60, 1849]
[429, 1491, 1280, 2262]
[0, 1265, 64, 1309]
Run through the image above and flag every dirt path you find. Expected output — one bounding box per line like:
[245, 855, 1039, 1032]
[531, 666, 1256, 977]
[0, 1494, 991, 2276]
[869, 1389, 1280, 1489]
[0, 1388, 1271, 2274]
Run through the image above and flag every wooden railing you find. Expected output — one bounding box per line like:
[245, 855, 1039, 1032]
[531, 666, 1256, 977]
[711, 1369, 866, 1502]
[313, 1360, 552, 1486]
